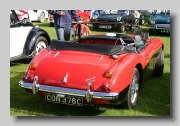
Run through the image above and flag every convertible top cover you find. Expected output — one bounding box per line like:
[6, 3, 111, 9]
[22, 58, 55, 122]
[50, 39, 137, 55]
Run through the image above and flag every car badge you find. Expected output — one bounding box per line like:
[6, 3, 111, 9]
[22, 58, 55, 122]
[62, 73, 68, 84]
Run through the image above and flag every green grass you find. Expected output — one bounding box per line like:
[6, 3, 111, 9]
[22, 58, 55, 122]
[10, 21, 170, 116]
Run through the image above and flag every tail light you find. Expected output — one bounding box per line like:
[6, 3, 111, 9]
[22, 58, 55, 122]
[29, 63, 37, 70]
[23, 62, 37, 82]
[104, 62, 119, 78]
[96, 84, 111, 93]
[105, 71, 113, 78]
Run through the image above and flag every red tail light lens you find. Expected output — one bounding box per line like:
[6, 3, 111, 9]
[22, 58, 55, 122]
[96, 84, 111, 93]
[23, 75, 34, 83]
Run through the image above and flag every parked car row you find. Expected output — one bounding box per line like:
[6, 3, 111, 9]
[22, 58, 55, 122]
[19, 10, 170, 35]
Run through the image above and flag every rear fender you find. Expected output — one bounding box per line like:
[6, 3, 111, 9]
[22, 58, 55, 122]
[110, 55, 139, 93]
[23, 27, 51, 56]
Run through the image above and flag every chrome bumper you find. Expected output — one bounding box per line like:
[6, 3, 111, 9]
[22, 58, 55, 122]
[149, 24, 170, 30]
[19, 80, 119, 101]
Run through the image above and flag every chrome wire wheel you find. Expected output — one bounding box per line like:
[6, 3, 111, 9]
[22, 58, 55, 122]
[40, 12, 45, 22]
[130, 74, 139, 104]
[35, 40, 47, 55]
[120, 68, 140, 109]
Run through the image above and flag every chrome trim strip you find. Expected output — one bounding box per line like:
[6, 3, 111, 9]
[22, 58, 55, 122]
[98, 56, 103, 62]
[62, 73, 68, 84]
[19, 80, 119, 100]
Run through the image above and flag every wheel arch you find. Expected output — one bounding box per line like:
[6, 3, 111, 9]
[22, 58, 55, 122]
[23, 27, 51, 57]
[135, 63, 143, 89]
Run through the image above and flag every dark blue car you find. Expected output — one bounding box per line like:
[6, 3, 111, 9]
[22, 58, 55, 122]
[149, 10, 170, 35]
[90, 10, 131, 33]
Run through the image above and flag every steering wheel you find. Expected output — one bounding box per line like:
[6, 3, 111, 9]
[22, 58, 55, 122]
[114, 35, 136, 47]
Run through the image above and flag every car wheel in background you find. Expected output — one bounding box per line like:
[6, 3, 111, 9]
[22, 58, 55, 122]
[153, 50, 164, 77]
[39, 12, 45, 23]
[34, 36, 48, 56]
[50, 23, 54, 27]
[149, 29, 154, 35]
[120, 25, 125, 33]
[139, 16, 145, 25]
[121, 68, 140, 109]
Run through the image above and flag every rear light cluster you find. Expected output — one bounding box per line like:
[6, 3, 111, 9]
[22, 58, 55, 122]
[104, 62, 119, 78]
[96, 84, 111, 93]
[23, 63, 37, 83]
[23, 75, 34, 83]
[105, 71, 113, 78]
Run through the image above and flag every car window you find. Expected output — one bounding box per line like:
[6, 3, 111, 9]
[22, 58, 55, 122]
[10, 11, 18, 24]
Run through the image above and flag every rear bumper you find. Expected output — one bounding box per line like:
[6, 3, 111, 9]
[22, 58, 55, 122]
[19, 80, 119, 101]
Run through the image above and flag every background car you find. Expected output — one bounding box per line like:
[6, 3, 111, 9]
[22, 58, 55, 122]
[19, 24, 164, 109]
[10, 10, 51, 62]
[28, 10, 49, 23]
[148, 10, 170, 35]
[90, 10, 131, 32]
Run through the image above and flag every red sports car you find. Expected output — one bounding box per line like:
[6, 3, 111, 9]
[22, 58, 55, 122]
[19, 25, 164, 109]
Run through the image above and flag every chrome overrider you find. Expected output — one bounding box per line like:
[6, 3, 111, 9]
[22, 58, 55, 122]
[19, 76, 119, 102]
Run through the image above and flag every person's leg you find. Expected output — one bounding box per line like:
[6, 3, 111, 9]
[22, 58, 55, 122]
[55, 27, 65, 41]
[64, 26, 71, 41]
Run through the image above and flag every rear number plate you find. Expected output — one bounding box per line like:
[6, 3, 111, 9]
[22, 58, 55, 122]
[45, 93, 83, 106]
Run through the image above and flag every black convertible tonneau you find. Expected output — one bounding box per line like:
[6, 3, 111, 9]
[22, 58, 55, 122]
[50, 38, 137, 55]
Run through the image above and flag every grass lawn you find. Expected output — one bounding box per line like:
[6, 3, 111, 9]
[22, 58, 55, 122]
[10, 21, 170, 116]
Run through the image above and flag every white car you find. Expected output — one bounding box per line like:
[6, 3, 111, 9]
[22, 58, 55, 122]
[10, 10, 51, 62]
[28, 10, 49, 23]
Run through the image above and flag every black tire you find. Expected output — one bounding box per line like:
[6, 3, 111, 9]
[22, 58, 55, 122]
[120, 68, 140, 109]
[129, 26, 133, 30]
[139, 16, 145, 25]
[34, 36, 48, 57]
[39, 12, 45, 23]
[120, 25, 125, 33]
[149, 29, 154, 35]
[93, 24, 98, 30]
[153, 50, 164, 77]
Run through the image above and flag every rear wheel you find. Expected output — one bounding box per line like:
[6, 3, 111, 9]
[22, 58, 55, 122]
[120, 25, 125, 33]
[153, 50, 164, 77]
[34, 36, 48, 56]
[139, 16, 145, 25]
[120, 68, 140, 109]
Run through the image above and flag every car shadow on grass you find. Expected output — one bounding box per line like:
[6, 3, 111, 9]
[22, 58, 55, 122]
[10, 59, 32, 67]
[32, 21, 52, 28]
